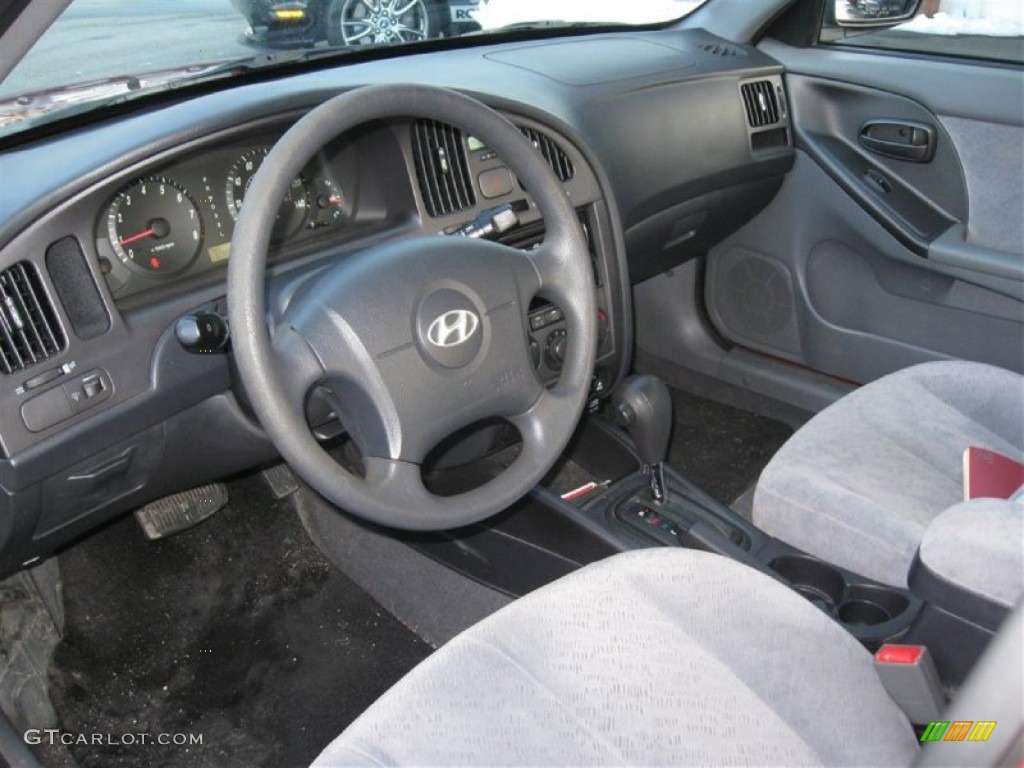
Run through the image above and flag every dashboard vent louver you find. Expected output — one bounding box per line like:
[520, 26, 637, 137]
[698, 41, 745, 57]
[519, 127, 575, 182]
[740, 80, 781, 128]
[411, 119, 476, 217]
[0, 262, 65, 375]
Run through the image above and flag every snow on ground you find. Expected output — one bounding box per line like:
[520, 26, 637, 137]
[898, 11, 1023, 36]
[472, 0, 705, 29]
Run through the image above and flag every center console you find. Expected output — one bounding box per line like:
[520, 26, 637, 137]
[409, 374, 928, 662]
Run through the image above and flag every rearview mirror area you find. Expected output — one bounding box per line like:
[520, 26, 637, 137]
[835, 0, 923, 27]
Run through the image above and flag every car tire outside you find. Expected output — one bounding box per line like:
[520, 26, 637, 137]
[325, 0, 445, 46]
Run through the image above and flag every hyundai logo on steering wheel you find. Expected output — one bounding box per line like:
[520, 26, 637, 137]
[427, 309, 480, 348]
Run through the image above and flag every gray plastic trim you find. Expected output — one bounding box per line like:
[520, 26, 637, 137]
[760, 38, 1024, 126]
[0, 0, 72, 86]
[683, 0, 796, 43]
[929, 225, 1024, 284]
[633, 260, 854, 414]
[916, 604, 1023, 767]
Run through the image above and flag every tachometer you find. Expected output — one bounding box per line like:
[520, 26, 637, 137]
[226, 147, 311, 241]
[106, 178, 204, 276]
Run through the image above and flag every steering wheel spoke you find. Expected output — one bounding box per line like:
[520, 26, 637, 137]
[523, 231, 575, 293]
[270, 322, 326, 407]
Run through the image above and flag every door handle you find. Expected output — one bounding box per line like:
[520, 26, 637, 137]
[859, 119, 936, 163]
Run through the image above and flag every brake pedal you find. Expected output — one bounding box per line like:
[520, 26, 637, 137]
[262, 463, 299, 499]
[134, 483, 228, 540]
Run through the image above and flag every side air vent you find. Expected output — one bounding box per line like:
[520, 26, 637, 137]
[520, 126, 575, 182]
[740, 80, 781, 128]
[0, 262, 65, 374]
[411, 120, 476, 217]
[698, 41, 745, 57]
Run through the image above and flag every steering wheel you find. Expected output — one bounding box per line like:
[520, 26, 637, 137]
[227, 84, 597, 530]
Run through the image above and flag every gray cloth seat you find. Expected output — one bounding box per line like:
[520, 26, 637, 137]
[313, 548, 919, 767]
[753, 361, 1024, 587]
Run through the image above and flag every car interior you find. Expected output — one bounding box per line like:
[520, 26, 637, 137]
[0, 0, 1021, 765]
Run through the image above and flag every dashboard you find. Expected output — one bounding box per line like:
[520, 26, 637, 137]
[0, 28, 794, 575]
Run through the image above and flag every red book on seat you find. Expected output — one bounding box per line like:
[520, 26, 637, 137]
[963, 447, 1024, 501]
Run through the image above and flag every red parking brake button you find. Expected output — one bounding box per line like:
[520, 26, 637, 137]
[875, 644, 925, 665]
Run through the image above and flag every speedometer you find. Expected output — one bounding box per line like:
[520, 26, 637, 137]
[105, 177, 204, 277]
[226, 147, 311, 241]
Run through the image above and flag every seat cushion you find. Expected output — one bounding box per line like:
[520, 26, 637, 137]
[754, 361, 1024, 587]
[313, 549, 917, 767]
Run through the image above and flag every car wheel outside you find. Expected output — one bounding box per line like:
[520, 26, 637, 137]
[325, 0, 445, 46]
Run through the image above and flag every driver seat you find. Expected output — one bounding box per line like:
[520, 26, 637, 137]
[312, 548, 1021, 766]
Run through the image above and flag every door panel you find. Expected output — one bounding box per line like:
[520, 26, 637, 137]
[704, 40, 1023, 385]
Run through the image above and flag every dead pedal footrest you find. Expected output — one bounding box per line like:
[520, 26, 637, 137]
[134, 483, 228, 540]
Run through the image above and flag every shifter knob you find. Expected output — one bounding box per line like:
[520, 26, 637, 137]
[612, 375, 672, 465]
[612, 375, 672, 502]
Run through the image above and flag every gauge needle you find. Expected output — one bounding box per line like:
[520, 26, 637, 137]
[118, 228, 156, 247]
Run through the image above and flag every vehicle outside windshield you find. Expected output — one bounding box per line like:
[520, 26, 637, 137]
[0, 0, 707, 138]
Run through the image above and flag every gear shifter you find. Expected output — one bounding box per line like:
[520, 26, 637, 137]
[612, 375, 672, 503]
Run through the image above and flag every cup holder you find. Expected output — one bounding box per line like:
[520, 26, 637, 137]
[769, 556, 911, 627]
[838, 585, 910, 627]
[769, 556, 844, 616]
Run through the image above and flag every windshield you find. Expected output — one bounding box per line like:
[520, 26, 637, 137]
[0, 0, 708, 138]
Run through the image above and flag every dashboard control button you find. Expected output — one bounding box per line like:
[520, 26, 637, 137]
[82, 375, 104, 399]
[544, 329, 567, 370]
[478, 167, 514, 199]
[22, 386, 73, 433]
[64, 369, 112, 414]
[23, 366, 64, 391]
[176, 312, 230, 353]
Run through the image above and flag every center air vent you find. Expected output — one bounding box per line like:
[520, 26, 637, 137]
[740, 80, 782, 128]
[520, 127, 575, 183]
[411, 120, 476, 218]
[698, 41, 745, 57]
[0, 262, 65, 374]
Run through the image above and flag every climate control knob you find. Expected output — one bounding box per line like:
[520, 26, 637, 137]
[544, 329, 567, 369]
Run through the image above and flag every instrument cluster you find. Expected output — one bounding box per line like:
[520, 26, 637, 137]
[95, 139, 351, 300]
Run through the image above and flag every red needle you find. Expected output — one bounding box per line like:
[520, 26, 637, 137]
[117, 228, 155, 247]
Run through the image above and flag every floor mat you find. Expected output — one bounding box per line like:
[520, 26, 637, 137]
[667, 387, 793, 505]
[49, 474, 430, 768]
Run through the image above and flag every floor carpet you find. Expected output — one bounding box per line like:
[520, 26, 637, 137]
[48, 474, 430, 768]
[666, 387, 794, 505]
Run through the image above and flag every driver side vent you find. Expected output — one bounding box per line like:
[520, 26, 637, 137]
[740, 80, 781, 127]
[519, 127, 575, 182]
[411, 120, 476, 217]
[0, 262, 66, 374]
